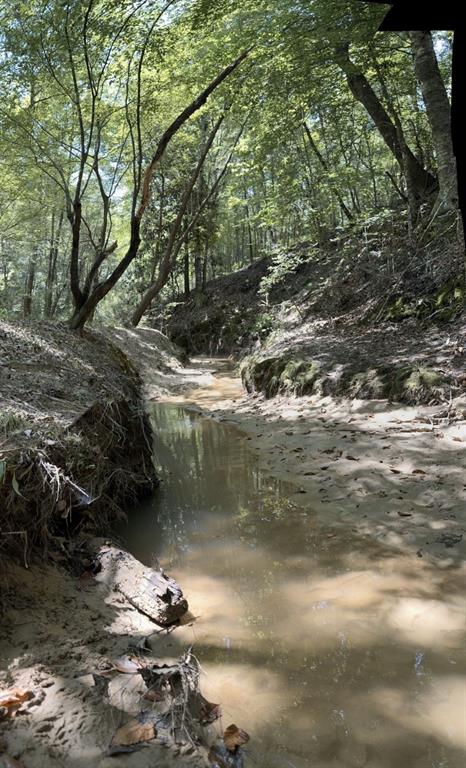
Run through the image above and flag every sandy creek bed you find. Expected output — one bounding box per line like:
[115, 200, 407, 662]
[1, 360, 466, 767]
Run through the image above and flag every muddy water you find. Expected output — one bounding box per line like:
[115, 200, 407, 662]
[119, 403, 466, 768]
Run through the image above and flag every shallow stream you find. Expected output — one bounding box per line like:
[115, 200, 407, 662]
[118, 402, 466, 768]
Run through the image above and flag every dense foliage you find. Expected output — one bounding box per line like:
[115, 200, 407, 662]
[0, 0, 459, 328]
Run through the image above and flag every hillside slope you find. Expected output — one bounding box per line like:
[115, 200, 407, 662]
[162, 224, 465, 406]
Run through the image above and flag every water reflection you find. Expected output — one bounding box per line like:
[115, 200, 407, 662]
[118, 404, 466, 768]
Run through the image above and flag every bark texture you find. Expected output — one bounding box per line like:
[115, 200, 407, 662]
[410, 31, 457, 210]
[335, 43, 437, 202]
[95, 544, 188, 626]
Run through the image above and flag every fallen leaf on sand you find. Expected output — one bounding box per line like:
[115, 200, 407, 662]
[113, 657, 140, 674]
[224, 724, 250, 752]
[111, 718, 156, 748]
[0, 689, 34, 718]
[200, 700, 222, 724]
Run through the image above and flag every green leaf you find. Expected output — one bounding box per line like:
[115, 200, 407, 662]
[12, 473, 25, 498]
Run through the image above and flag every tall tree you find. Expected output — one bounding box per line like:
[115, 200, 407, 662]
[334, 41, 437, 203]
[409, 31, 457, 211]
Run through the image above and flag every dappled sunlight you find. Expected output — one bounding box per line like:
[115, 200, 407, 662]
[387, 597, 466, 647]
[201, 661, 288, 729]
[167, 569, 258, 650]
[370, 675, 466, 751]
[171, 368, 244, 407]
[117, 403, 466, 767]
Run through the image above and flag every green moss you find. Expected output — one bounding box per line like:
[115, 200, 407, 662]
[295, 361, 321, 395]
[347, 368, 387, 399]
[382, 365, 448, 404]
[432, 278, 465, 319]
[242, 348, 455, 406]
[241, 355, 323, 398]
[384, 278, 465, 324]
[279, 359, 307, 391]
[386, 297, 415, 321]
[404, 366, 445, 394]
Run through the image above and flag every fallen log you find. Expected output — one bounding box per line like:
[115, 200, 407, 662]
[94, 544, 188, 626]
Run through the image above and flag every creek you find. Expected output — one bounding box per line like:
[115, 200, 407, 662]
[117, 401, 466, 768]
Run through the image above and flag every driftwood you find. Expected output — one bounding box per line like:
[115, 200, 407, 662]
[95, 544, 188, 626]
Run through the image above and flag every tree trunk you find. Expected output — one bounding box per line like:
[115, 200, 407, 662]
[68, 49, 249, 332]
[183, 237, 190, 298]
[335, 42, 437, 202]
[69, 202, 85, 311]
[44, 210, 64, 318]
[410, 31, 457, 210]
[303, 123, 353, 221]
[23, 254, 36, 317]
[202, 243, 209, 288]
[129, 114, 226, 327]
[194, 250, 203, 290]
[194, 208, 203, 290]
[69, 219, 141, 330]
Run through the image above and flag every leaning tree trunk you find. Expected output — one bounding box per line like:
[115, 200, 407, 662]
[68, 50, 249, 332]
[410, 31, 457, 211]
[335, 43, 437, 203]
[69, 219, 141, 330]
[303, 122, 353, 221]
[130, 114, 225, 327]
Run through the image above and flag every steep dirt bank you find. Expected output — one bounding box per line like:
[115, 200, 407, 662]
[241, 315, 466, 405]
[163, 258, 270, 355]
[161, 221, 465, 405]
[0, 321, 156, 567]
[106, 327, 210, 400]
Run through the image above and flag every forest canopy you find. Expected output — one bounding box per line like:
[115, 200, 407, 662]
[0, 0, 458, 329]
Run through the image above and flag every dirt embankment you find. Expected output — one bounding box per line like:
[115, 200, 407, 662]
[161, 218, 465, 406]
[241, 316, 466, 406]
[162, 258, 271, 355]
[1, 325, 227, 768]
[0, 321, 156, 567]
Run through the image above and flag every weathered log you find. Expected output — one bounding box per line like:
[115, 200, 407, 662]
[95, 544, 188, 626]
